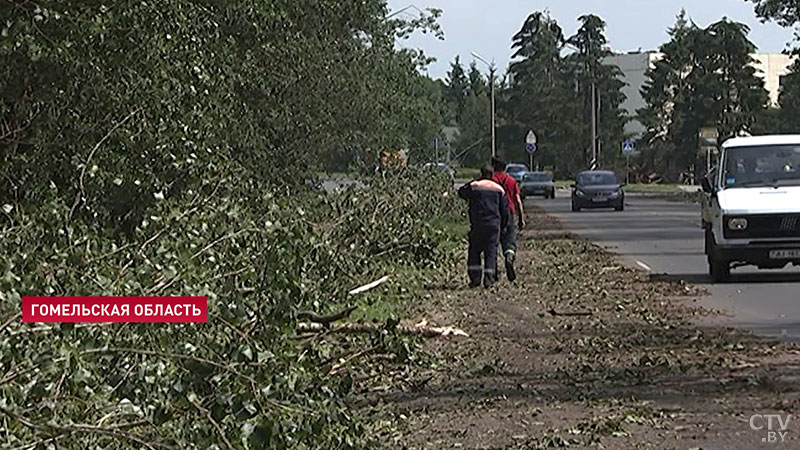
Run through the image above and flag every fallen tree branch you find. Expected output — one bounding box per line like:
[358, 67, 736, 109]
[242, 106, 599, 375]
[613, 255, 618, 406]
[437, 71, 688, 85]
[328, 346, 377, 375]
[80, 347, 255, 384]
[188, 396, 234, 450]
[296, 321, 468, 338]
[296, 306, 357, 325]
[0, 405, 165, 450]
[69, 108, 142, 224]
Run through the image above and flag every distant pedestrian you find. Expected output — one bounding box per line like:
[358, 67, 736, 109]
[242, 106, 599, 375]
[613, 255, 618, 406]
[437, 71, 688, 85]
[458, 165, 510, 288]
[491, 157, 526, 282]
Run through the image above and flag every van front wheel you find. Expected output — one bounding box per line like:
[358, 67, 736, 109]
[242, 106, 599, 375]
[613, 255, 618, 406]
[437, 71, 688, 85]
[706, 232, 730, 283]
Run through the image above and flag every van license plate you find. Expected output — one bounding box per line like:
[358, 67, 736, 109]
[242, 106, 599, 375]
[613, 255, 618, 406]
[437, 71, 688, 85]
[770, 249, 800, 259]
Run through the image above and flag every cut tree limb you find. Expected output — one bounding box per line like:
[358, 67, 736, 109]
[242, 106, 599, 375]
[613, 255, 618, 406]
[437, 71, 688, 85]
[294, 276, 387, 328]
[348, 275, 390, 295]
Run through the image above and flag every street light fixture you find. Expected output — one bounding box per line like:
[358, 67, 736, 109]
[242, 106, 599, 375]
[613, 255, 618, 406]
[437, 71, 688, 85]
[471, 52, 496, 159]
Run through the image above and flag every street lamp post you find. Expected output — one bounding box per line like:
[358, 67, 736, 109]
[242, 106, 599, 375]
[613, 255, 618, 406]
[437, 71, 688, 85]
[471, 52, 496, 159]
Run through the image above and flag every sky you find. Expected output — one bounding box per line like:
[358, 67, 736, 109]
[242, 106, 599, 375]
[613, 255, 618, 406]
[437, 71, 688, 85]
[387, 0, 798, 79]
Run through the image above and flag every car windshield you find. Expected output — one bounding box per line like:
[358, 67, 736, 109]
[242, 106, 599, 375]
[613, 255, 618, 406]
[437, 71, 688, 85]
[578, 173, 618, 186]
[524, 173, 552, 182]
[722, 145, 800, 188]
[506, 165, 527, 173]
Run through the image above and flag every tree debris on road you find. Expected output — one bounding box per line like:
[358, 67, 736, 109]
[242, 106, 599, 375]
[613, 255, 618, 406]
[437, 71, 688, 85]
[375, 206, 800, 450]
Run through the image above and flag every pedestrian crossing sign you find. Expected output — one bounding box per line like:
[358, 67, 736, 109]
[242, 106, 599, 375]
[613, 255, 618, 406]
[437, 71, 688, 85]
[622, 140, 635, 155]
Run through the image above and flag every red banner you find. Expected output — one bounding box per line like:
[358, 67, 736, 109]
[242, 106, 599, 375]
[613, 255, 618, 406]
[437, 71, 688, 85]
[22, 297, 207, 323]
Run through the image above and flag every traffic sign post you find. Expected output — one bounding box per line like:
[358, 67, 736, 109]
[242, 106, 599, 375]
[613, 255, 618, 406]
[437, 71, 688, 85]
[622, 140, 635, 155]
[622, 140, 636, 185]
[699, 127, 719, 172]
[526, 130, 538, 171]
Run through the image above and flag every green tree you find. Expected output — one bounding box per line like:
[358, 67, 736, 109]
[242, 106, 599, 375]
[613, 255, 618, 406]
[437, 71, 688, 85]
[444, 56, 469, 124]
[504, 11, 583, 174]
[639, 11, 697, 176]
[566, 14, 627, 171]
[639, 13, 768, 180]
[405, 73, 449, 163]
[455, 65, 491, 166]
[468, 62, 487, 96]
[748, 0, 800, 133]
[748, 0, 800, 28]
[691, 20, 768, 138]
[779, 59, 800, 130]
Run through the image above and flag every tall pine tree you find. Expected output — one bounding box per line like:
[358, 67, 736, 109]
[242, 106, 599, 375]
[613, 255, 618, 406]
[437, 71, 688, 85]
[444, 56, 468, 125]
[506, 12, 583, 174]
[566, 14, 627, 170]
[749, 0, 800, 133]
[639, 13, 768, 180]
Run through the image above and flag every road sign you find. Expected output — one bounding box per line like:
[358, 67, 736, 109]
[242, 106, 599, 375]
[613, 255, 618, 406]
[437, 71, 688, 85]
[622, 140, 636, 155]
[526, 130, 537, 154]
[699, 127, 720, 171]
[699, 127, 719, 148]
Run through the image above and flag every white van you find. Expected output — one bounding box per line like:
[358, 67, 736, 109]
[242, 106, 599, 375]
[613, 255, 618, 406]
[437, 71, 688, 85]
[701, 135, 800, 282]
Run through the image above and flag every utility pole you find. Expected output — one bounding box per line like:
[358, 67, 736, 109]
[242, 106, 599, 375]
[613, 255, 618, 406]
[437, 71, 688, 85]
[472, 52, 496, 159]
[490, 66, 496, 158]
[626, 153, 631, 185]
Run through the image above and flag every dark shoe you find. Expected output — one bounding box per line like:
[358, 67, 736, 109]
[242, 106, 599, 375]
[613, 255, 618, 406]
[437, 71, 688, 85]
[483, 280, 495, 289]
[505, 253, 517, 282]
[469, 279, 481, 288]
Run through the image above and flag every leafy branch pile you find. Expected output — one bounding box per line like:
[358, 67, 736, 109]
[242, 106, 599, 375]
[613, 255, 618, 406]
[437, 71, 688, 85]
[0, 1, 461, 448]
[0, 167, 461, 448]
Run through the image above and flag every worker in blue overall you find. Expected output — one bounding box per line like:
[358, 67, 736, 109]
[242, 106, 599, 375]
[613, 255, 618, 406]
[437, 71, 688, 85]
[458, 165, 510, 288]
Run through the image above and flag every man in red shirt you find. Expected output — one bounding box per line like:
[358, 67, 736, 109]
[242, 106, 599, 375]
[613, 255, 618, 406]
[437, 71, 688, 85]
[492, 157, 526, 282]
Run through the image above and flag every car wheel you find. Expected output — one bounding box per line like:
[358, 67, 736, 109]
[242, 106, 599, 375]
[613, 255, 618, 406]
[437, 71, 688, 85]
[550, 190, 556, 199]
[707, 233, 730, 283]
[615, 203, 624, 212]
[571, 202, 580, 212]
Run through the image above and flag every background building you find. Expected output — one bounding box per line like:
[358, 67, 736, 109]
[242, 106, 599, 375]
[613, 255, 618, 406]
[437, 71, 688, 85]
[606, 52, 796, 137]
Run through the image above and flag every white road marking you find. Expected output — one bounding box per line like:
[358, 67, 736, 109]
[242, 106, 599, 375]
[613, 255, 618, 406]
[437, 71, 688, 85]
[635, 260, 652, 272]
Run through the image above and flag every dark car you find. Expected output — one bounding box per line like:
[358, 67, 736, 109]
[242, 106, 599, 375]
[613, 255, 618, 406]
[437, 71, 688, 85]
[571, 171, 625, 212]
[505, 163, 528, 183]
[521, 172, 555, 199]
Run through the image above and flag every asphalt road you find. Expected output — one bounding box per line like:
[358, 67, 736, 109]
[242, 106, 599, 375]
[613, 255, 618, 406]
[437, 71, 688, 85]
[531, 193, 800, 341]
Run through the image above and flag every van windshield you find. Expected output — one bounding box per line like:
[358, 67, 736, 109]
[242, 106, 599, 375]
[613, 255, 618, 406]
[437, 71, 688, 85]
[723, 145, 800, 188]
